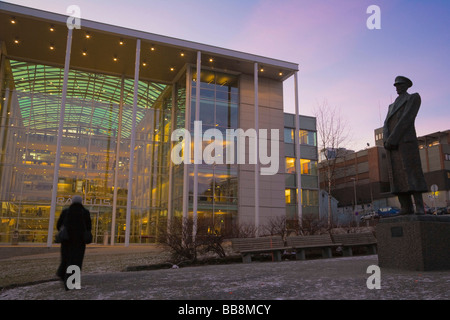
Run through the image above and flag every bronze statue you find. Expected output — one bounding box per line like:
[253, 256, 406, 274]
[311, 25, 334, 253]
[383, 76, 428, 215]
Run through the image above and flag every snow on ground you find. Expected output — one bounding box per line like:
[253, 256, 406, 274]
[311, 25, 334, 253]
[1, 255, 449, 300]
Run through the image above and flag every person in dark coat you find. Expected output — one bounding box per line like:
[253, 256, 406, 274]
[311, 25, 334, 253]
[56, 195, 92, 289]
[383, 76, 428, 214]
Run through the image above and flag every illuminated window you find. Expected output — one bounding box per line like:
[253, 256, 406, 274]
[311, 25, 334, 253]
[285, 188, 296, 204]
[285, 157, 296, 174]
[300, 159, 318, 175]
[300, 130, 317, 146]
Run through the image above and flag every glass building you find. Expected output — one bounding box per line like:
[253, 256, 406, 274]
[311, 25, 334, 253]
[0, 3, 317, 245]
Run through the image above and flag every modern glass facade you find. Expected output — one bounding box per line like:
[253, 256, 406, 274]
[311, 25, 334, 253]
[0, 3, 305, 244]
[0, 55, 243, 243]
[170, 68, 239, 233]
[0, 57, 172, 243]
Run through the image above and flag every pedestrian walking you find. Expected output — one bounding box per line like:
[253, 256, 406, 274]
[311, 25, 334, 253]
[56, 195, 92, 290]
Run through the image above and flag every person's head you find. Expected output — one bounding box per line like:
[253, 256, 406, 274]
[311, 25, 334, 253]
[394, 76, 413, 95]
[71, 195, 83, 205]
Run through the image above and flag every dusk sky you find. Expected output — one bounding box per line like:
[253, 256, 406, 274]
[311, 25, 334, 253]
[4, 0, 450, 151]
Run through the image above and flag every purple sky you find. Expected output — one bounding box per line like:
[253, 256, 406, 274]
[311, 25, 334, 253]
[4, 0, 450, 151]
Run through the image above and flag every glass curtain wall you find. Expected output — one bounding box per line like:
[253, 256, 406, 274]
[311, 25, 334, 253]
[190, 69, 239, 233]
[0, 57, 172, 243]
[170, 68, 239, 234]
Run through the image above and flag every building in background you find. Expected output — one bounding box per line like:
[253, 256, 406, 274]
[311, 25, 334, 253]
[318, 145, 390, 224]
[320, 128, 450, 224]
[0, 3, 315, 244]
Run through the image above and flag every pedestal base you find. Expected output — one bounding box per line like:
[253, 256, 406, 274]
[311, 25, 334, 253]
[376, 215, 450, 271]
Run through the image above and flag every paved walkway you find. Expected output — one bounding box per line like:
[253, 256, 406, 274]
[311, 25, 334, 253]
[0, 247, 449, 300]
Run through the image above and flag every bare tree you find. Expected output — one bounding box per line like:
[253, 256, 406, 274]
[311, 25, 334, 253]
[262, 216, 288, 242]
[314, 100, 352, 229]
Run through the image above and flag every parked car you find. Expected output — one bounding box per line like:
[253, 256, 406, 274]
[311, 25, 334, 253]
[377, 206, 400, 217]
[424, 204, 449, 215]
[360, 211, 380, 222]
[431, 207, 448, 215]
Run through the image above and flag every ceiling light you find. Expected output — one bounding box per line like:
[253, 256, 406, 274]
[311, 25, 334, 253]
[260, 67, 264, 72]
[14, 38, 20, 44]
[82, 49, 87, 56]
[180, 52, 185, 57]
[10, 17, 16, 24]
[113, 55, 118, 62]
[119, 39, 124, 45]
[49, 44, 55, 50]
[209, 58, 214, 62]
[150, 45, 155, 51]
[279, 71, 283, 76]
[85, 32, 91, 39]
[50, 25, 55, 32]
[142, 61, 147, 67]
[170, 67, 174, 71]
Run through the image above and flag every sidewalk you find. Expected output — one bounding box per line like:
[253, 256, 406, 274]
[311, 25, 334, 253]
[0, 244, 449, 300]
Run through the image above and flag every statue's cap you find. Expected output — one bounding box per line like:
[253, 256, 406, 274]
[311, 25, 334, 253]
[394, 76, 413, 88]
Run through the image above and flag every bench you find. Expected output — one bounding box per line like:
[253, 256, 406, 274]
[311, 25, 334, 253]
[231, 236, 287, 263]
[331, 232, 377, 256]
[286, 234, 341, 260]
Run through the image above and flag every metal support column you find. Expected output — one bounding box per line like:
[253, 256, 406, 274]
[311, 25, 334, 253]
[111, 76, 125, 245]
[192, 51, 201, 242]
[167, 83, 177, 233]
[182, 67, 191, 220]
[47, 28, 73, 247]
[293, 72, 303, 228]
[254, 62, 260, 236]
[124, 39, 141, 246]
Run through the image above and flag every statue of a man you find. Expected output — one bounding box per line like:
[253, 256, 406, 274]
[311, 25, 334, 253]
[383, 76, 427, 215]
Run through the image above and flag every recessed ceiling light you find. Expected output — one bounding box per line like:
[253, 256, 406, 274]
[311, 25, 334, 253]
[82, 49, 87, 56]
[209, 58, 214, 62]
[113, 56, 118, 62]
[150, 45, 155, 51]
[50, 44, 55, 50]
[10, 17, 16, 24]
[170, 67, 174, 71]
[180, 52, 185, 57]
[50, 25, 55, 32]
[85, 32, 91, 39]
[14, 38, 20, 44]
[119, 39, 124, 45]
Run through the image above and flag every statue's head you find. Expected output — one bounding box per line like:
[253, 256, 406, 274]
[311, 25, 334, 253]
[394, 76, 413, 95]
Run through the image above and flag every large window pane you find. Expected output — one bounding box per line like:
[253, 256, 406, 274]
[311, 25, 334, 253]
[284, 128, 294, 143]
[300, 130, 317, 146]
[285, 157, 296, 174]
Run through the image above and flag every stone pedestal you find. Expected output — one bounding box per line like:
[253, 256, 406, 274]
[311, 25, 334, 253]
[376, 215, 450, 271]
